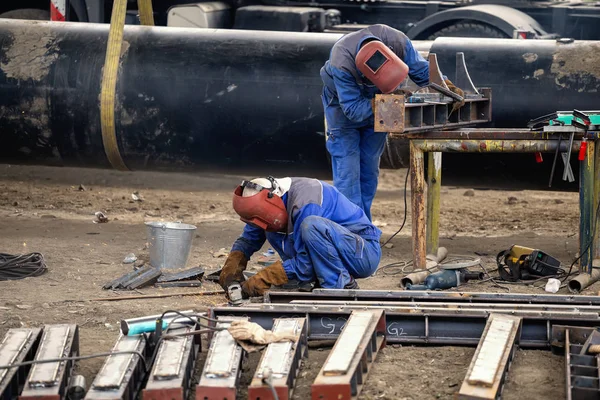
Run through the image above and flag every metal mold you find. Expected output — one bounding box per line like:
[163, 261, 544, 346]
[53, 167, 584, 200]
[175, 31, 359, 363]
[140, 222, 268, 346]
[0, 328, 42, 400]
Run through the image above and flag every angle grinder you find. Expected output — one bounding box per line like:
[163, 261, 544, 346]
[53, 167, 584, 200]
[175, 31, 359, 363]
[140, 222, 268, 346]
[227, 282, 244, 306]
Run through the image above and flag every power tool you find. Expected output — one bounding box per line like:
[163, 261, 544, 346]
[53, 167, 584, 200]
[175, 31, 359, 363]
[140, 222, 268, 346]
[407, 269, 483, 290]
[496, 245, 562, 281]
[227, 282, 244, 306]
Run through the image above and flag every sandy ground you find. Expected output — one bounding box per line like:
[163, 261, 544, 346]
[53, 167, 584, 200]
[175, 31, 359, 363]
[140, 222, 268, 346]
[0, 164, 593, 399]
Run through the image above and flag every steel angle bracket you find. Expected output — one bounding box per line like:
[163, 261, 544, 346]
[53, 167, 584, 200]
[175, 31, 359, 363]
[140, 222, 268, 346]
[374, 53, 491, 135]
[458, 314, 522, 400]
[19, 325, 79, 400]
[142, 325, 198, 400]
[0, 328, 42, 400]
[196, 317, 248, 400]
[84, 333, 149, 400]
[311, 310, 386, 400]
[248, 318, 308, 400]
[564, 328, 600, 400]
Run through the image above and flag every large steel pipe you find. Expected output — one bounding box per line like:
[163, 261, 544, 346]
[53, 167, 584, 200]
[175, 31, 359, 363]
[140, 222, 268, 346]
[1, 20, 599, 173]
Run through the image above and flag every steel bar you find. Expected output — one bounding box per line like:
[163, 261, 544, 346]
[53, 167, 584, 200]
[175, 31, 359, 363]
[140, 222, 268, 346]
[410, 141, 427, 270]
[84, 334, 148, 400]
[426, 152, 441, 255]
[410, 139, 581, 153]
[248, 318, 308, 400]
[20, 325, 79, 400]
[311, 310, 386, 400]
[0, 328, 42, 400]
[458, 314, 521, 400]
[265, 289, 600, 305]
[286, 300, 600, 313]
[196, 317, 247, 400]
[209, 304, 600, 349]
[580, 140, 595, 272]
[403, 129, 584, 140]
[595, 142, 600, 261]
[565, 329, 600, 400]
[142, 325, 199, 400]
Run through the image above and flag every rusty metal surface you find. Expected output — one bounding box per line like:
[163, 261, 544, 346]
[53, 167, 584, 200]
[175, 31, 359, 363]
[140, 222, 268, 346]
[85, 333, 149, 400]
[143, 325, 198, 400]
[410, 139, 582, 153]
[410, 141, 427, 270]
[458, 314, 521, 400]
[374, 95, 405, 133]
[248, 318, 307, 400]
[402, 128, 584, 140]
[0, 328, 42, 400]
[196, 317, 247, 400]
[565, 329, 600, 400]
[311, 310, 386, 400]
[20, 325, 79, 400]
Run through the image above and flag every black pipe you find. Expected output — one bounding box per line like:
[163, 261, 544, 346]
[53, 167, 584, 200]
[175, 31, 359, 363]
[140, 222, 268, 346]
[0, 21, 599, 174]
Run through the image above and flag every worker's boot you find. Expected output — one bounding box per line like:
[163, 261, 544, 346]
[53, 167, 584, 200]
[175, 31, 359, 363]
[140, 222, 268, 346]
[344, 276, 360, 290]
[241, 261, 288, 298]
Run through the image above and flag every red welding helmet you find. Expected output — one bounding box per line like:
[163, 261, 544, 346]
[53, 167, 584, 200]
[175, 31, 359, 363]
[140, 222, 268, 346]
[356, 40, 409, 94]
[232, 178, 288, 233]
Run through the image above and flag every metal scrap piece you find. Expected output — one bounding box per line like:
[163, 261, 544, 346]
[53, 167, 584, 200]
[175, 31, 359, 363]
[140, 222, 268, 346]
[0, 328, 42, 400]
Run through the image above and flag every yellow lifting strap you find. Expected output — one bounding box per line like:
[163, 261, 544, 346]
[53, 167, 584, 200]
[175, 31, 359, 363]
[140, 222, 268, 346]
[100, 0, 154, 171]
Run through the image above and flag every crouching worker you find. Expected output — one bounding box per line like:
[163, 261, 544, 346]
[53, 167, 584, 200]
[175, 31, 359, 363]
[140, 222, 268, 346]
[219, 176, 382, 298]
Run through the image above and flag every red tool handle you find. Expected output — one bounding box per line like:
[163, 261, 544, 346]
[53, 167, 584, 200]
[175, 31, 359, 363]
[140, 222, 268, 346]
[579, 140, 588, 161]
[535, 152, 543, 163]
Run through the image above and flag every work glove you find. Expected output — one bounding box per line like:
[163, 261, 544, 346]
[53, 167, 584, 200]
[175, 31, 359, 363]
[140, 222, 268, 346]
[218, 250, 248, 290]
[241, 260, 288, 298]
[444, 79, 465, 111]
[227, 320, 298, 345]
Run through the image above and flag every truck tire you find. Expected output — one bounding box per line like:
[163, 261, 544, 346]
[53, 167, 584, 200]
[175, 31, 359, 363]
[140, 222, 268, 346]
[428, 22, 507, 40]
[0, 9, 50, 20]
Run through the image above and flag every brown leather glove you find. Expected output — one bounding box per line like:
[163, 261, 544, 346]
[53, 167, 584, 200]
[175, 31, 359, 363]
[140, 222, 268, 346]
[218, 250, 248, 290]
[241, 260, 288, 298]
[444, 79, 465, 111]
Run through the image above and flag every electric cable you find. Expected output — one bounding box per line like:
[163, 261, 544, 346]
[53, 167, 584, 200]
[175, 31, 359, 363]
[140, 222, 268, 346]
[0, 350, 147, 370]
[0, 252, 47, 281]
[381, 165, 410, 249]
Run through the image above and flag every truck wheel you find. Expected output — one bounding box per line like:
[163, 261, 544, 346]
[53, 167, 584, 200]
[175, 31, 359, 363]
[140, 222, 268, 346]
[0, 9, 50, 20]
[428, 22, 507, 39]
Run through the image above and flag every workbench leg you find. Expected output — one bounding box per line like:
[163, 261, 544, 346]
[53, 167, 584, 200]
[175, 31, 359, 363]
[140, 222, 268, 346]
[579, 140, 595, 273]
[426, 152, 442, 256]
[410, 141, 427, 270]
[594, 140, 600, 265]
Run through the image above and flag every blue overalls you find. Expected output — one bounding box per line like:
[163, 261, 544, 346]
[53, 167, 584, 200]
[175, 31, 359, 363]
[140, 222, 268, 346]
[231, 178, 382, 288]
[321, 24, 429, 220]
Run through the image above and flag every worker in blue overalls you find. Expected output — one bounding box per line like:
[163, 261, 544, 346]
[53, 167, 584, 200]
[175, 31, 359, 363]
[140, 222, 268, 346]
[321, 24, 464, 220]
[219, 176, 382, 297]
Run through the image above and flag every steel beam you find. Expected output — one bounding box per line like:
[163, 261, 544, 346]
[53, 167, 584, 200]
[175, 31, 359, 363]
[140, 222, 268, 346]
[410, 141, 427, 270]
[19, 325, 79, 400]
[142, 325, 198, 400]
[84, 333, 148, 400]
[265, 289, 600, 306]
[209, 304, 600, 348]
[311, 310, 386, 400]
[458, 314, 521, 400]
[564, 329, 600, 400]
[248, 318, 308, 400]
[0, 328, 42, 400]
[426, 152, 442, 255]
[196, 317, 247, 400]
[286, 300, 600, 313]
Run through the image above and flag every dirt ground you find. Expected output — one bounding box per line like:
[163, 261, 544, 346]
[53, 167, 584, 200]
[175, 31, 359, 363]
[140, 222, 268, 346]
[0, 164, 593, 399]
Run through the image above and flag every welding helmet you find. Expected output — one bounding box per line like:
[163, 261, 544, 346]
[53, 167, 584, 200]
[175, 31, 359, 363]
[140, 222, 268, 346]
[232, 177, 289, 232]
[355, 40, 409, 94]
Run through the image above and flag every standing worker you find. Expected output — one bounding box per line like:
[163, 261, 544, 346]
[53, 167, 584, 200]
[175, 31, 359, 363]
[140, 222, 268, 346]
[219, 176, 382, 297]
[321, 24, 464, 220]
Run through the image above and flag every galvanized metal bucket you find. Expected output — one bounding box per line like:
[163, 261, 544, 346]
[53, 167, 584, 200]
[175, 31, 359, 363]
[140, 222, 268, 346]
[145, 221, 197, 270]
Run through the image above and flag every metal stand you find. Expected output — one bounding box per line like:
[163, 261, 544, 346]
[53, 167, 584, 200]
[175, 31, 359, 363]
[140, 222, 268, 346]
[405, 128, 596, 272]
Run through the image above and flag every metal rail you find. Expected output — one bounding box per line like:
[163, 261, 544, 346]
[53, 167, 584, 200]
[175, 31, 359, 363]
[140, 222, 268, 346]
[142, 325, 199, 400]
[248, 318, 308, 400]
[265, 289, 600, 306]
[458, 314, 521, 400]
[209, 304, 600, 348]
[565, 329, 600, 400]
[311, 310, 386, 400]
[196, 317, 247, 400]
[0, 328, 42, 400]
[85, 333, 149, 400]
[20, 325, 79, 400]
